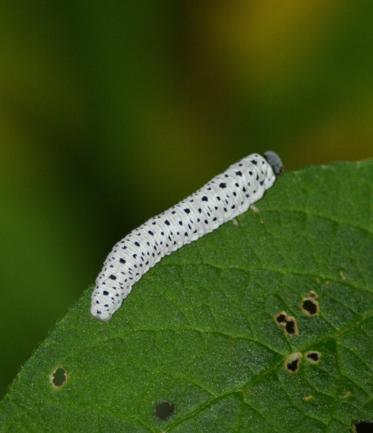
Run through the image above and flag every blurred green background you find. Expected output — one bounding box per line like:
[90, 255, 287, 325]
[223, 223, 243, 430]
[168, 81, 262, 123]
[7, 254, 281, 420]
[0, 0, 372, 398]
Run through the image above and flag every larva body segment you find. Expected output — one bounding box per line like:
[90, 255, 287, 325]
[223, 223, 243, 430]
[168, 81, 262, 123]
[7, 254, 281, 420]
[91, 151, 282, 321]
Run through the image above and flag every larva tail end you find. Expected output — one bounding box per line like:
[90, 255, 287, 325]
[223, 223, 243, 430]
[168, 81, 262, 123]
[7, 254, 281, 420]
[90, 305, 113, 322]
[264, 150, 283, 176]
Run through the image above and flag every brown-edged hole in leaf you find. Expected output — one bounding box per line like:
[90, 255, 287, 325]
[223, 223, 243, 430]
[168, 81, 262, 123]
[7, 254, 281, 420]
[285, 352, 302, 373]
[51, 367, 67, 388]
[354, 421, 373, 433]
[285, 317, 299, 336]
[274, 312, 299, 336]
[306, 351, 321, 364]
[301, 297, 319, 316]
[275, 312, 287, 325]
[155, 401, 175, 420]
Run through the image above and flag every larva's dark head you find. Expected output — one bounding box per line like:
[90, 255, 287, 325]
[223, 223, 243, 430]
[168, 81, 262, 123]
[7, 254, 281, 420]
[264, 151, 283, 176]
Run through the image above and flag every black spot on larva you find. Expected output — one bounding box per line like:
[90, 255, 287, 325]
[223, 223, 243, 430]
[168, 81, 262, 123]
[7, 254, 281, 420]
[109, 274, 117, 281]
[184, 208, 190, 214]
[201, 196, 208, 201]
[119, 258, 126, 264]
[306, 351, 321, 364]
[103, 290, 109, 296]
[354, 421, 373, 433]
[51, 367, 67, 388]
[301, 297, 319, 316]
[285, 352, 302, 373]
[219, 182, 226, 188]
[155, 401, 175, 420]
[134, 241, 140, 247]
[235, 171, 242, 176]
[148, 230, 154, 235]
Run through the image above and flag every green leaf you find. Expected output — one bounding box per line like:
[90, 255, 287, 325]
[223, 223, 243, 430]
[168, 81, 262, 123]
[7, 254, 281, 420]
[1, 161, 372, 433]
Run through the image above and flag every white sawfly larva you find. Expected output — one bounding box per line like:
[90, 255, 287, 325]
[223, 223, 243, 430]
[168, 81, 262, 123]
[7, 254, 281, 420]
[91, 151, 283, 321]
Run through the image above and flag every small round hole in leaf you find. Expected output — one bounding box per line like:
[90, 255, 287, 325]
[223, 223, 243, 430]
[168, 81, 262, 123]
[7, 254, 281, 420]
[285, 318, 299, 336]
[285, 352, 302, 373]
[155, 401, 175, 421]
[50, 367, 67, 388]
[306, 351, 321, 364]
[354, 421, 373, 433]
[287, 359, 299, 372]
[275, 312, 287, 324]
[301, 298, 319, 316]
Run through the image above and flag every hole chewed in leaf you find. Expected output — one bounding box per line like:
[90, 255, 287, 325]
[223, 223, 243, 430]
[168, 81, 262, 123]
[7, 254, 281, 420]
[274, 311, 299, 336]
[275, 312, 287, 324]
[302, 299, 318, 315]
[285, 352, 302, 373]
[155, 401, 175, 421]
[354, 421, 373, 433]
[306, 351, 321, 364]
[285, 317, 298, 336]
[50, 367, 67, 388]
[301, 291, 319, 316]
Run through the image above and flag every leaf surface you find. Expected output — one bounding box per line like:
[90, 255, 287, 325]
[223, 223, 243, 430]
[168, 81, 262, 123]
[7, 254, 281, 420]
[1, 161, 373, 433]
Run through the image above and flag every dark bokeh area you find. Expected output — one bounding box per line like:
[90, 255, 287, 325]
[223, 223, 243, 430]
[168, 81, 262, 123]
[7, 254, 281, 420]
[0, 0, 372, 398]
